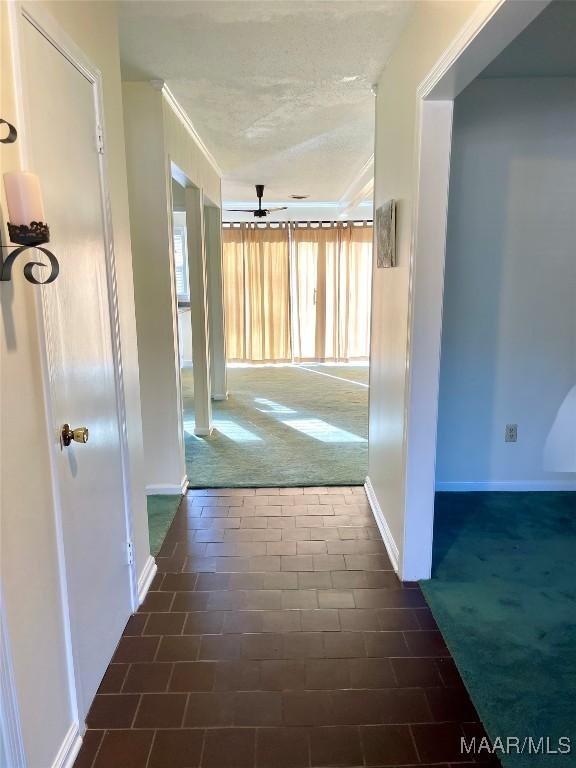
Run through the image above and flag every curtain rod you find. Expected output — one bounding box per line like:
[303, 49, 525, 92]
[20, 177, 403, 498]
[223, 220, 373, 227]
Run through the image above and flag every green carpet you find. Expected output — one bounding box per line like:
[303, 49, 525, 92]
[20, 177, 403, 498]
[183, 364, 368, 487]
[421, 492, 576, 768]
[147, 494, 181, 556]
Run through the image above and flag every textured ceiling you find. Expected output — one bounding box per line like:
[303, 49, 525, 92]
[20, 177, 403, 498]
[119, 1, 413, 202]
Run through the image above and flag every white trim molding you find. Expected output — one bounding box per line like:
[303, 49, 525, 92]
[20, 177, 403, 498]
[436, 481, 576, 492]
[339, 155, 374, 218]
[146, 475, 188, 496]
[137, 556, 158, 606]
[364, 477, 399, 574]
[51, 723, 81, 768]
[193, 427, 213, 437]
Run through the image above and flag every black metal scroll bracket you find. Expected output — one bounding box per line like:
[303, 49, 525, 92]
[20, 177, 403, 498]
[0, 245, 60, 284]
[0, 119, 17, 144]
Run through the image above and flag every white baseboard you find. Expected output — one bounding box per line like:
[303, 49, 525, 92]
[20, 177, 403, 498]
[435, 481, 576, 491]
[52, 722, 82, 768]
[364, 476, 400, 574]
[146, 475, 188, 496]
[211, 392, 228, 401]
[138, 555, 158, 606]
[194, 426, 213, 436]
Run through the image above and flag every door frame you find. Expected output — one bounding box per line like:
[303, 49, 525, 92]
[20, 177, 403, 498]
[399, 0, 550, 580]
[7, 0, 138, 728]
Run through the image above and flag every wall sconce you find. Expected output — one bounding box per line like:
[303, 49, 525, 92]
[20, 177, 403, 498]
[1, 119, 59, 285]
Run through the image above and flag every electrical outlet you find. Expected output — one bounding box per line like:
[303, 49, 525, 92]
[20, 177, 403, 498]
[505, 424, 518, 443]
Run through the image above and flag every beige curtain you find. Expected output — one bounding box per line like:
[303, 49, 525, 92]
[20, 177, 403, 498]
[292, 222, 372, 362]
[222, 224, 291, 362]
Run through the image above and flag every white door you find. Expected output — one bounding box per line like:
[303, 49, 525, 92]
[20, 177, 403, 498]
[20, 16, 132, 719]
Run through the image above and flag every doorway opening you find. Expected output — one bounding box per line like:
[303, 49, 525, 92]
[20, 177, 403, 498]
[183, 218, 372, 488]
[420, 0, 576, 754]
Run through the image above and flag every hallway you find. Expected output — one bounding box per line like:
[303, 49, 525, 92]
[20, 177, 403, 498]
[74, 487, 491, 768]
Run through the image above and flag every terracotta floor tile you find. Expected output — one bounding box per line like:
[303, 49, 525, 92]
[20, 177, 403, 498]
[361, 724, 418, 765]
[305, 658, 350, 689]
[97, 663, 128, 693]
[74, 486, 486, 768]
[169, 661, 216, 692]
[283, 690, 333, 725]
[281, 589, 318, 609]
[317, 589, 355, 609]
[300, 609, 340, 632]
[73, 730, 103, 768]
[184, 611, 225, 635]
[86, 694, 140, 729]
[411, 722, 471, 764]
[202, 728, 256, 768]
[339, 608, 380, 631]
[143, 612, 186, 636]
[93, 730, 154, 768]
[112, 636, 159, 663]
[184, 691, 235, 726]
[199, 634, 241, 660]
[392, 657, 444, 688]
[123, 662, 172, 692]
[404, 629, 450, 657]
[148, 729, 204, 768]
[256, 727, 309, 768]
[234, 691, 283, 725]
[133, 692, 187, 727]
[349, 658, 396, 689]
[298, 572, 333, 589]
[157, 636, 201, 662]
[323, 631, 366, 658]
[161, 573, 198, 591]
[259, 659, 305, 690]
[213, 660, 262, 691]
[310, 725, 363, 767]
[122, 614, 147, 636]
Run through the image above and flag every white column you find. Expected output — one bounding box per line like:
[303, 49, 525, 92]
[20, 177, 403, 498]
[205, 205, 228, 400]
[185, 186, 213, 435]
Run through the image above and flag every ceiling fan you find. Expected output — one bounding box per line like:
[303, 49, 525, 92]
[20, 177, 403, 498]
[226, 184, 288, 218]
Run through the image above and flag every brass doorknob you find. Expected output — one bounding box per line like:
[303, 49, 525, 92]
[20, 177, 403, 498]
[61, 424, 89, 447]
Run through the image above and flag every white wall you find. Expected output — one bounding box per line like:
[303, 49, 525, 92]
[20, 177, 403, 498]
[123, 82, 222, 493]
[367, 0, 487, 575]
[1, 2, 149, 765]
[436, 77, 576, 490]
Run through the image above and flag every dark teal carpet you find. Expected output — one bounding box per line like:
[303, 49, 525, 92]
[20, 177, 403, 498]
[147, 495, 181, 556]
[183, 364, 368, 487]
[421, 492, 576, 768]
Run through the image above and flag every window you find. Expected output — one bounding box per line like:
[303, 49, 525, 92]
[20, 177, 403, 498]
[173, 212, 189, 303]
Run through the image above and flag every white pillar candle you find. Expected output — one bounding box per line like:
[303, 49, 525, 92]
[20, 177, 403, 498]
[3, 171, 46, 225]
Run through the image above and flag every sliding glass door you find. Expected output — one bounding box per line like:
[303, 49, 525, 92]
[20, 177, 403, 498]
[222, 221, 372, 364]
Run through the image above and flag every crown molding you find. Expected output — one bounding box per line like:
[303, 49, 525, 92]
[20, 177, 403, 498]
[338, 154, 374, 209]
[158, 82, 223, 177]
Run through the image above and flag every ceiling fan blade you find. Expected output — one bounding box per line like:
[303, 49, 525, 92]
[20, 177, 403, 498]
[263, 207, 288, 213]
[225, 209, 256, 213]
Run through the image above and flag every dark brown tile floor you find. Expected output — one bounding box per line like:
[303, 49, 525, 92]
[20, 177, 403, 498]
[74, 487, 499, 768]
